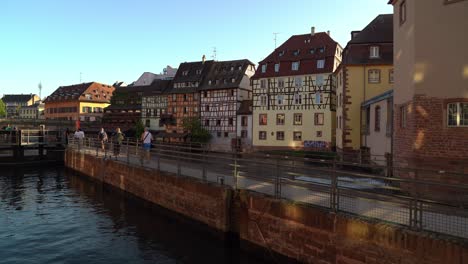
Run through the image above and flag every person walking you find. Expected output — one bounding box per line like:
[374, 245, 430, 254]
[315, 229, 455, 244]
[113, 127, 125, 159]
[98, 127, 108, 151]
[74, 128, 85, 150]
[140, 127, 153, 163]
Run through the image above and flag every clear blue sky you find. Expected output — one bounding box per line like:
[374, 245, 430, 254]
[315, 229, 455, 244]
[0, 0, 392, 98]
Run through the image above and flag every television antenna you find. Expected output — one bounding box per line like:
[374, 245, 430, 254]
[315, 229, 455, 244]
[80, 72, 83, 83]
[38, 82, 42, 99]
[211, 47, 217, 61]
[273, 32, 280, 49]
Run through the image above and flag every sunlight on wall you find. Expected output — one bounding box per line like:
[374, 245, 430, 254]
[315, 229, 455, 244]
[416, 105, 428, 118]
[346, 221, 369, 240]
[463, 66, 468, 79]
[414, 130, 425, 150]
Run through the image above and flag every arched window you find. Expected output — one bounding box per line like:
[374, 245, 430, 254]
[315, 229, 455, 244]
[375, 106, 381, 132]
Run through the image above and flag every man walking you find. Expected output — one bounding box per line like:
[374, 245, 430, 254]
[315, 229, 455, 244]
[140, 127, 153, 163]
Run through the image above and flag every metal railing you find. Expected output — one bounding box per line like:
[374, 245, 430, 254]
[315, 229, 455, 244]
[68, 137, 468, 240]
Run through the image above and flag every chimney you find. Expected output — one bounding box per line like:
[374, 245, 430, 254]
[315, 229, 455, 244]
[311, 26, 315, 36]
[202, 55, 206, 63]
[327, 30, 330, 36]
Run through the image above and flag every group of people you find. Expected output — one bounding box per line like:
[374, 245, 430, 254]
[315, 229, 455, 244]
[72, 127, 152, 160]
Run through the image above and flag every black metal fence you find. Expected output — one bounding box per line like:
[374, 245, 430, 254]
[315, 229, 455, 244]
[68, 137, 468, 240]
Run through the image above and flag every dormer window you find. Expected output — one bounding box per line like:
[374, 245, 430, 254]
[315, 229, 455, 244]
[317, 59, 325, 69]
[231, 78, 236, 83]
[230, 66, 234, 71]
[196, 69, 202, 75]
[293, 50, 300, 56]
[318, 47, 325, 53]
[224, 79, 228, 84]
[309, 48, 315, 54]
[370, 46, 380, 58]
[208, 80, 212, 85]
[292, 61, 300, 71]
[279, 51, 285, 57]
[238, 65, 242, 70]
[182, 71, 189, 76]
[261, 64, 267, 73]
[274, 63, 280, 73]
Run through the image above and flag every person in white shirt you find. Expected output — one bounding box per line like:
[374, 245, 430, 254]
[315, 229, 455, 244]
[140, 127, 153, 160]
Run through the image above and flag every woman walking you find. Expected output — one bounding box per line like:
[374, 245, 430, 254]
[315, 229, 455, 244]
[113, 127, 124, 159]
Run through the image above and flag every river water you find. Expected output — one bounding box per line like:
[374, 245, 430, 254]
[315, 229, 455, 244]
[0, 166, 267, 264]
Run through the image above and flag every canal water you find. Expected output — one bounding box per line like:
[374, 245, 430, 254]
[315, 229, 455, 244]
[0, 166, 267, 264]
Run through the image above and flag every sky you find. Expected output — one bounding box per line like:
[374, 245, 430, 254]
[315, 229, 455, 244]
[0, 0, 392, 98]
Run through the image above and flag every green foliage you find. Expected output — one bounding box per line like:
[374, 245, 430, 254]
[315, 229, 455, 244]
[135, 119, 145, 138]
[182, 117, 211, 143]
[0, 99, 6, 117]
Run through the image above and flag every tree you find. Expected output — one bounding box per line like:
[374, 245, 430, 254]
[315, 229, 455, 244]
[182, 117, 211, 144]
[135, 119, 145, 139]
[0, 99, 6, 118]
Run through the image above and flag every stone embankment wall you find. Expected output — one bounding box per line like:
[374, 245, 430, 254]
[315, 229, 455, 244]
[65, 150, 468, 264]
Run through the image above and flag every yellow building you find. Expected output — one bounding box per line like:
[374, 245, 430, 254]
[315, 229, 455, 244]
[252, 29, 342, 150]
[335, 15, 394, 159]
[44, 82, 114, 123]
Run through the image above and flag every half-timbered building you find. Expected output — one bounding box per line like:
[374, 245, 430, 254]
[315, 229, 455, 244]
[162, 60, 214, 141]
[141, 80, 172, 132]
[199, 59, 255, 151]
[252, 29, 342, 150]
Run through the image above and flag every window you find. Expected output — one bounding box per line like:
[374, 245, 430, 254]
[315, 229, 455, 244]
[400, 106, 407, 128]
[183, 107, 188, 114]
[259, 114, 267, 125]
[260, 95, 267, 106]
[318, 47, 325, 53]
[448, 102, 468, 127]
[279, 51, 285, 57]
[294, 93, 302, 104]
[370, 46, 380, 58]
[261, 64, 267, 73]
[276, 114, 285, 125]
[217, 132, 222, 138]
[368, 69, 381, 83]
[216, 119, 221, 126]
[389, 69, 394, 83]
[294, 113, 302, 125]
[339, 116, 342, 129]
[203, 91, 208, 98]
[145, 119, 150, 127]
[231, 78, 236, 83]
[278, 78, 285, 88]
[228, 118, 233, 126]
[375, 106, 381, 132]
[183, 94, 187, 101]
[259, 131, 267, 140]
[205, 105, 210, 111]
[316, 75, 324, 86]
[315, 93, 323, 104]
[205, 120, 210, 126]
[274, 63, 280, 72]
[295, 77, 302, 87]
[365, 107, 371, 134]
[276, 131, 285, 141]
[172, 107, 177, 113]
[241, 130, 248, 138]
[314, 113, 324, 125]
[277, 95, 284, 105]
[230, 89, 235, 96]
[339, 93, 342, 107]
[293, 132, 302, 141]
[400, 0, 406, 25]
[224, 132, 229, 138]
[172, 94, 177, 101]
[292, 61, 300, 71]
[260, 80, 266, 88]
[196, 69, 202, 75]
[317, 60, 325, 69]
[241, 116, 248, 126]
[309, 48, 315, 54]
[316, 131, 322, 137]
[182, 71, 189, 76]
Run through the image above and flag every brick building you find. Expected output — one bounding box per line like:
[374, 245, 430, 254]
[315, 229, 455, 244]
[389, 0, 468, 174]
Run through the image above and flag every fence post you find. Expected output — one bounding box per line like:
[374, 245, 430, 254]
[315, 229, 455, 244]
[330, 157, 338, 212]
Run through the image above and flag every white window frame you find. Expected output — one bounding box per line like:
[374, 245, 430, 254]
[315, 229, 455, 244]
[370, 46, 380, 58]
[274, 63, 280, 72]
[261, 64, 267, 73]
[447, 102, 468, 127]
[317, 59, 325, 69]
[292, 61, 300, 71]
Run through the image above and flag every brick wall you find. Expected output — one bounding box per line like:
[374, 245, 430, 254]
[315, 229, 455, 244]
[65, 150, 232, 232]
[239, 191, 468, 264]
[394, 95, 468, 175]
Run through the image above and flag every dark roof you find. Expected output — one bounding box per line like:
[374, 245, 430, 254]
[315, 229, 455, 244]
[252, 32, 339, 79]
[1, 94, 38, 103]
[44, 82, 114, 103]
[199, 59, 254, 90]
[348, 14, 393, 44]
[173, 60, 214, 83]
[342, 14, 394, 65]
[237, 100, 253, 115]
[143, 79, 172, 96]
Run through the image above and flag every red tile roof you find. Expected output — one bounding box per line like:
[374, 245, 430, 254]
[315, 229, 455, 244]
[252, 32, 339, 79]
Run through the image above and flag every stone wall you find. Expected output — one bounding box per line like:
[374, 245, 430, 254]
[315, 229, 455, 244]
[65, 149, 232, 232]
[238, 191, 468, 264]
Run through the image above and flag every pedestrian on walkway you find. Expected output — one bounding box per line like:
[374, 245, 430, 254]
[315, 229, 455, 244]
[74, 128, 85, 149]
[140, 127, 153, 162]
[98, 127, 108, 151]
[113, 127, 125, 159]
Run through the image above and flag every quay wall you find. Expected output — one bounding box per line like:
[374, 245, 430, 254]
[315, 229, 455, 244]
[65, 149, 468, 264]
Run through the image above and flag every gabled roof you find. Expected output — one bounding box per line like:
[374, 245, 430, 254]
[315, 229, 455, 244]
[1, 94, 38, 103]
[173, 60, 214, 83]
[44, 82, 114, 103]
[348, 14, 393, 44]
[199, 59, 254, 90]
[252, 32, 339, 78]
[342, 14, 394, 66]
